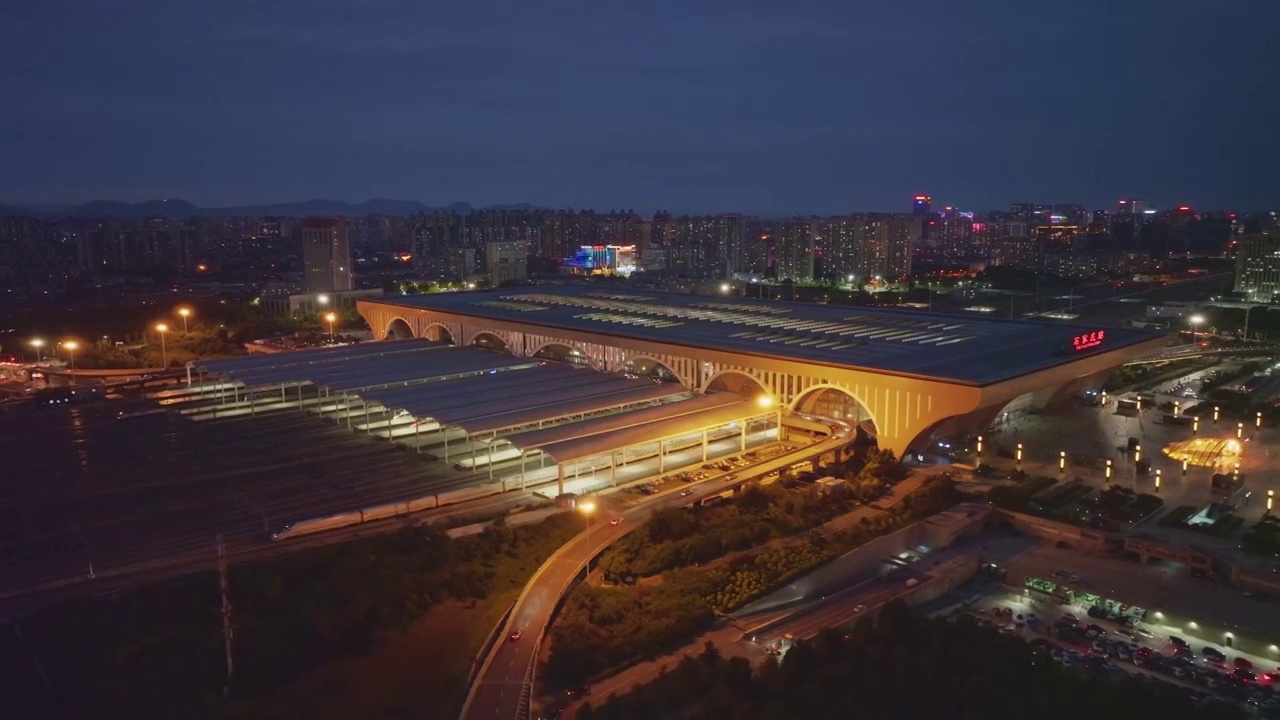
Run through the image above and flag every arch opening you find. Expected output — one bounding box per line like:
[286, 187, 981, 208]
[792, 386, 877, 440]
[533, 343, 590, 368]
[620, 358, 681, 384]
[423, 323, 454, 344]
[473, 332, 510, 353]
[704, 370, 768, 398]
[386, 318, 414, 340]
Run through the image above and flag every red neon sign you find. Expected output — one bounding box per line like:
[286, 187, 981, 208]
[1072, 330, 1105, 351]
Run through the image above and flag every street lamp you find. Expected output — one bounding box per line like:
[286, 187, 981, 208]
[317, 294, 330, 307]
[578, 499, 596, 530]
[324, 312, 338, 343]
[1188, 314, 1205, 344]
[177, 307, 192, 332]
[757, 396, 774, 409]
[720, 282, 732, 294]
[29, 338, 45, 362]
[155, 323, 169, 368]
[61, 340, 79, 385]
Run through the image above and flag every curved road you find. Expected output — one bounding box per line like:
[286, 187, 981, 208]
[461, 428, 852, 720]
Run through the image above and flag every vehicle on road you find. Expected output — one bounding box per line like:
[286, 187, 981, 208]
[852, 604, 868, 614]
[610, 517, 622, 525]
[1202, 647, 1227, 663]
[509, 630, 522, 642]
[679, 488, 693, 497]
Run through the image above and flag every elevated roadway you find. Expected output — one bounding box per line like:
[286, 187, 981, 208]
[459, 424, 853, 720]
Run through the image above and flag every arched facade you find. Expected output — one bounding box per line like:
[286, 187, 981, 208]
[532, 342, 591, 368]
[792, 384, 877, 434]
[386, 317, 415, 340]
[472, 331, 511, 353]
[703, 368, 769, 397]
[621, 355, 688, 385]
[423, 323, 455, 344]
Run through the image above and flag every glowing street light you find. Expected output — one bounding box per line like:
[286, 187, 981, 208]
[720, 282, 732, 294]
[1105, 459, 1112, 480]
[976, 435, 983, 456]
[1154, 469, 1161, 492]
[1134, 445, 1141, 463]
[61, 340, 79, 385]
[756, 396, 775, 409]
[1182, 459, 1189, 475]
[29, 338, 45, 362]
[1015, 443, 1023, 465]
[317, 294, 330, 306]
[1214, 406, 1220, 424]
[325, 312, 338, 343]
[1059, 451, 1066, 472]
[1173, 401, 1181, 416]
[1269, 490, 1274, 513]
[578, 499, 596, 530]
[155, 323, 169, 368]
[1193, 416, 1200, 434]
[1237, 422, 1244, 439]
[1188, 314, 1205, 343]
[177, 307, 192, 332]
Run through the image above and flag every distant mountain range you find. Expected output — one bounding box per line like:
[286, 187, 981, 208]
[0, 198, 541, 219]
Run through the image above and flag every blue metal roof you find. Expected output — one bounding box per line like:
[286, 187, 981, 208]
[368, 286, 1167, 384]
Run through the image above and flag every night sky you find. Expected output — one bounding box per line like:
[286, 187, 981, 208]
[2, 1, 1277, 214]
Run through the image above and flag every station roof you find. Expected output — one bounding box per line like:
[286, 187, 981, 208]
[513, 394, 769, 463]
[369, 286, 1166, 385]
[190, 341, 543, 391]
[358, 364, 686, 431]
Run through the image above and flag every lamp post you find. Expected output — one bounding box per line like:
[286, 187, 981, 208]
[155, 323, 169, 368]
[61, 340, 79, 385]
[1188, 314, 1205, 344]
[178, 307, 192, 332]
[325, 312, 338, 343]
[578, 499, 596, 532]
[29, 338, 44, 362]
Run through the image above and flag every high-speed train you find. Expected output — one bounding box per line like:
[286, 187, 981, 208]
[270, 495, 440, 541]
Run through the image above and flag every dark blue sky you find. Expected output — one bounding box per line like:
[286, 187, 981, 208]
[2, 0, 1277, 214]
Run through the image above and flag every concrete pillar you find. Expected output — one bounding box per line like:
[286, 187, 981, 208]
[185, 364, 192, 387]
[444, 431, 450, 461]
[557, 464, 565, 496]
[701, 429, 708, 462]
[487, 442, 495, 482]
[659, 442, 666, 473]
[415, 421, 421, 452]
[610, 455, 617, 486]
[741, 422, 747, 452]
[364, 404, 371, 434]
[520, 452, 527, 490]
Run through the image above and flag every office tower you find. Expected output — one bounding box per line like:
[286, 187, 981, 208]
[301, 217, 352, 293]
[447, 247, 477, 282]
[1116, 198, 1147, 216]
[486, 240, 529, 284]
[912, 195, 932, 216]
[1234, 232, 1280, 303]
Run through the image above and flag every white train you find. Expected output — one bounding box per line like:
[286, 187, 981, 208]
[270, 495, 440, 541]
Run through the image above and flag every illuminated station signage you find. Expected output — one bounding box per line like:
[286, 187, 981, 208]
[1072, 330, 1106, 352]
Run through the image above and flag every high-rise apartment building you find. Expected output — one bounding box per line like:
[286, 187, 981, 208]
[912, 195, 932, 216]
[486, 240, 528, 284]
[302, 217, 352, 293]
[1234, 233, 1280, 303]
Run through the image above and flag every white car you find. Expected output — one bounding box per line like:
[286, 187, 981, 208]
[852, 604, 868, 613]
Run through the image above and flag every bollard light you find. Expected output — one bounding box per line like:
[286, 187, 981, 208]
[1214, 406, 1220, 423]
[1238, 422, 1244, 439]
[1269, 490, 1274, 512]
[1258, 412, 1264, 429]
[1193, 416, 1199, 434]
[976, 435, 983, 456]
[1134, 445, 1141, 463]
[1182, 459, 1188, 475]
[1174, 401, 1181, 417]
[1105, 459, 1112, 480]
[1101, 390, 1108, 405]
[1059, 451, 1066, 472]
[1155, 471, 1161, 492]
[1016, 443, 1023, 465]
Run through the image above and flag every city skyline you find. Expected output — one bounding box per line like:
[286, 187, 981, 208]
[3, 1, 1277, 213]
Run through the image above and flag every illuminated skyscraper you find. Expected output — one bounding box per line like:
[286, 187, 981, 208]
[912, 195, 932, 216]
[1234, 233, 1280, 303]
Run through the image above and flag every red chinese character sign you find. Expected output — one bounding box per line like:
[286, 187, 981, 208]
[1072, 330, 1105, 351]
